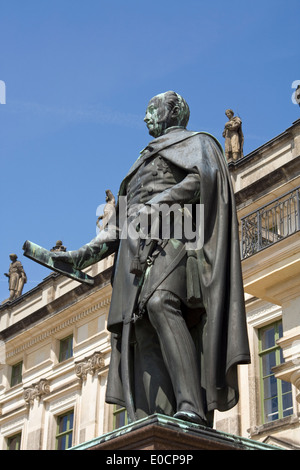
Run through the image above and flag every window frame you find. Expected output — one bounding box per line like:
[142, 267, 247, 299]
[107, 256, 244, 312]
[10, 361, 23, 388]
[58, 334, 73, 363]
[258, 320, 293, 424]
[7, 432, 22, 450]
[55, 409, 74, 450]
[113, 404, 128, 430]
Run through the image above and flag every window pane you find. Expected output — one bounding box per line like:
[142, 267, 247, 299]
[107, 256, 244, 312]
[59, 414, 68, 433]
[69, 412, 74, 430]
[67, 431, 73, 448]
[59, 336, 73, 362]
[115, 411, 126, 428]
[57, 435, 66, 450]
[7, 433, 21, 450]
[283, 408, 293, 418]
[259, 320, 294, 424]
[282, 380, 292, 394]
[11, 362, 22, 387]
[279, 348, 284, 363]
[113, 405, 127, 430]
[261, 326, 275, 350]
[264, 397, 278, 422]
[282, 392, 293, 416]
[263, 375, 277, 399]
[56, 411, 74, 450]
[262, 351, 276, 376]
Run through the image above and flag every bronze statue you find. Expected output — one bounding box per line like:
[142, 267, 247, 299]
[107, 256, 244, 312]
[223, 109, 244, 161]
[4, 254, 27, 301]
[23, 92, 250, 426]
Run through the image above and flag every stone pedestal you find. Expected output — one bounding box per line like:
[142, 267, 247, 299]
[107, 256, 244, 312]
[71, 414, 279, 451]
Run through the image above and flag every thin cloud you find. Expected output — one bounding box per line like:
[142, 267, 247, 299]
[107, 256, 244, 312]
[6, 100, 144, 129]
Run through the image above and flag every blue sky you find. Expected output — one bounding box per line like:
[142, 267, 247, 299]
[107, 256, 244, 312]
[0, 0, 299, 301]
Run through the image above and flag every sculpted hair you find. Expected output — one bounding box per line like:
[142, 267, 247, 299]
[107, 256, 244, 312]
[164, 91, 190, 128]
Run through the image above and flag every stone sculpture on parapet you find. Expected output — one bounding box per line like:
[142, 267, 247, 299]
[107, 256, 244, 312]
[96, 190, 116, 231]
[2, 253, 27, 303]
[222, 109, 244, 162]
[50, 240, 67, 252]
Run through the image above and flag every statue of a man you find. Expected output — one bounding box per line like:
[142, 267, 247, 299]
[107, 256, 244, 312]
[24, 92, 250, 426]
[222, 109, 244, 161]
[4, 254, 27, 300]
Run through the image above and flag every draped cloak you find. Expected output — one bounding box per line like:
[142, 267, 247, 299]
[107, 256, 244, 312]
[105, 128, 250, 415]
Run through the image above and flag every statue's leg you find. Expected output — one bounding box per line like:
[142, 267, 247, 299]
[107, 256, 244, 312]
[16, 278, 25, 297]
[134, 313, 176, 418]
[9, 290, 16, 300]
[146, 290, 207, 424]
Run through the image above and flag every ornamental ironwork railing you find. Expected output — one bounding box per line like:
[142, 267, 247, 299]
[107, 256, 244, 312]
[241, 186, 300, 259]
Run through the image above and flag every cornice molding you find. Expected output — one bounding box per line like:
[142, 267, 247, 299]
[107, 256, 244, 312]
[5, 297, 110, 360]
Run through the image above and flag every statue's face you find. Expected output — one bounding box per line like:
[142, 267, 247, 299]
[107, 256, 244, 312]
[144, 94, 173, 138]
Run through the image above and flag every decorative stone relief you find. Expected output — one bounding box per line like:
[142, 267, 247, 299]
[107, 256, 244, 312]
[23, 378, 50, 407]
[75, 352, 105, 382]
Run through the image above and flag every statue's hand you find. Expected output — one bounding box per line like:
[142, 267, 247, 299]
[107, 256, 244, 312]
[49, 247, 98, 271]
[23, 240, 98, 278]
[50, 251, 74, 265]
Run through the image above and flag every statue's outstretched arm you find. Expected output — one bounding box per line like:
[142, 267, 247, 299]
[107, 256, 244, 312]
[52, 230, 119, 270]
[23, 227, 119, 285]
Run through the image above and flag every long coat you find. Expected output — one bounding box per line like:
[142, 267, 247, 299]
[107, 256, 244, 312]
[105, 128, 250, 415]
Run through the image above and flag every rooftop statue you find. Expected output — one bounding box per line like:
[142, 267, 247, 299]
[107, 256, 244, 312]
[50, 240, 67, 252]
[222, 109, 244, 162]
[23, 92, 250, 427]
[96, 189, 116, 232]
[3, 254, 27, 302]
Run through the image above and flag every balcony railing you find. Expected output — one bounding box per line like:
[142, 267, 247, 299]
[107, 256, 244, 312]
[241, 186, 300, 259]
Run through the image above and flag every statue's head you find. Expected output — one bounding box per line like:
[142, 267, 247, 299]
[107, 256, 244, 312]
[105, 189, 115, 202]
[144, 91, 190, 138]
[9, 254, 17, 261]
[225, 109, 234, 119]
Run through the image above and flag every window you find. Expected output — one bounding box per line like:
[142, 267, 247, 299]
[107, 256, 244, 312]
[259, 321, 293, 423]
[113, 405, 128, 429]
[59, 335, 73, 362]
[10, 361, 23, 387]
[7, 432, 21, 450]
[56, 410, 74, 450]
